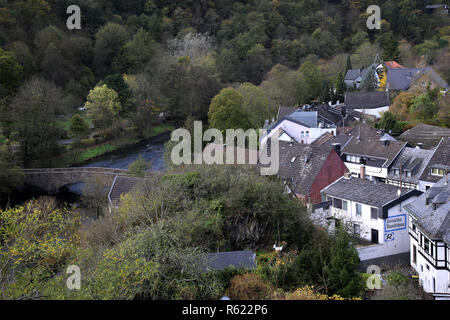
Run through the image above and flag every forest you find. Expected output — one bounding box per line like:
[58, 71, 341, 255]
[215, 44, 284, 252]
[0, 0, 448, 300]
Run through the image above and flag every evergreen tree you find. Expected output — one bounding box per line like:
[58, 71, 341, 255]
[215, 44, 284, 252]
[325, 227, 363, 297]
[345, 55, 352, 73]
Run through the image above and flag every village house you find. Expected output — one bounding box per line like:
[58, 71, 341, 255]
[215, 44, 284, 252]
[321, 174, 422, 267]
[262, 109, 337, 145]
[276, 141, 348, 204]
[418, 137, 450, 191]
[344, 62, 383, 89]
[386, 146, 434, 191]
[343, 91, 390, 119]
[386, 66, 448, 93]
[405, 174, 450, 299]
[398, 123, 450, 150]
[340, 123, 407, 182]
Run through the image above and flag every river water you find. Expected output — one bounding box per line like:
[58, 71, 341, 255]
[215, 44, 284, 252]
[4, 132, 170, 207]
[77, 131, 170, 171]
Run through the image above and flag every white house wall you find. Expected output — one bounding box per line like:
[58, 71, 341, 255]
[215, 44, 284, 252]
[354, 106, 389, 119]
[409, 217, 450, 297]
[344, 162, 388, 180]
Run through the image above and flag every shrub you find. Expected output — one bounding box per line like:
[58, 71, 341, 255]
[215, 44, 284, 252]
[229, 273, 273, 300]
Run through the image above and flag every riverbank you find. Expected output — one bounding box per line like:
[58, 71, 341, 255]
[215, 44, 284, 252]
[51, 123, 174, 168]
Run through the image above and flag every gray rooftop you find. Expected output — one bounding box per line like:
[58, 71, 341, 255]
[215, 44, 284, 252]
[398, 123, 450, 149]
[344, 91, 390, 109]
[404, 174, 450, 242]
[345, 68, 369, 81]
[388, 147, 434, 184]
[341, 123, 406, 168]
[321, 176, 413, 208]
[203, 251, 256, 271]
[108, 176, 142, 206]
[387, 68, 421, 90]
[419, 137, 450, 183]
[277, 141, 333, 196]
[287, 110, 319, 128]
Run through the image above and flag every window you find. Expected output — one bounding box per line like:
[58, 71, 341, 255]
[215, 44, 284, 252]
[426, 264, 430, 271]
[406, 171, 412, 178]
[356, 203, 362, 216]
[413, 245, 417, 265]
[305, 131, 309, 137]
[412, 223, 416, 232]
[425, 185, 431, 191]
[342, 200, 348, 211]
[431, 168, 444, 176]
[333, 198, 343, 209]
[394, 169, 399, 175]
[420, 265, 423, 272]
[346, 155, 351, 162]
[424, 238, 430, 252]
[371, 207, 378, 220]
[354, 224, 361, 235]
[301, 131, 304, 137]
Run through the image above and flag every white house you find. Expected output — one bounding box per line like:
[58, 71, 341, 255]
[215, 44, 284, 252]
[340, 123, 407, 182]
[405, 174, 450, 299]
[344, 91, 390, 119]
[261, 111, 336, 146]
[321, 175, 422, 266]
[417, 138, 450, 191]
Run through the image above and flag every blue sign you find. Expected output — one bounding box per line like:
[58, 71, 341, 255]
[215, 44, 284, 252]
[384, 232, 395, 242]
[385, 214, 407, 232]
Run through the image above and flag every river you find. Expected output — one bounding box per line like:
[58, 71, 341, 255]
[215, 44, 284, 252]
[77, 131, 170, 171]
[5, 132, 170, 207]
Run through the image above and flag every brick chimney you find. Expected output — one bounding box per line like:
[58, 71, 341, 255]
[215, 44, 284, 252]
[360, 165, 366, 179]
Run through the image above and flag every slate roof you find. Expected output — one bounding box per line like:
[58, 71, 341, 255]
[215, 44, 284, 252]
[404, 174, 450, 241]
[277, 106, 296, 120]
[317, 103, 357, 127]
[321, 176, 413, 208]
[287, 111, 319, 127]
[387, 147, 434, 184]
[203, 251, 256, 271]
[108, 176, 142, 206]
[387, 68, 421, 90]
[311, 132, 335, 146]
[419, 137, 450, 183]
[322, 133, 352, 149]
[344, 91, 390, 109]
[345, 68, 369, 80]
[277, 141, 332, 195]
[398, 123, 450, 150]
[341, 123, 407, 167]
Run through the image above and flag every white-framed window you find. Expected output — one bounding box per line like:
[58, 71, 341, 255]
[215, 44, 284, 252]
[305, 131, 309, 137]
[356, 203, 362, 216]
[301, 131, 304, 137]
[406, 171, 412, 177]
[342, 200, 348, 211]
[394, 169, 399, 175]
[431, 168, 444, 176]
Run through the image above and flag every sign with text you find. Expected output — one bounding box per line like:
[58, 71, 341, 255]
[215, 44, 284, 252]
[385, 214, 407, 232]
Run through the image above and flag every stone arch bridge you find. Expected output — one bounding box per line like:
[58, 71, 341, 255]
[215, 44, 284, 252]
[23, 167, 132, 194]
